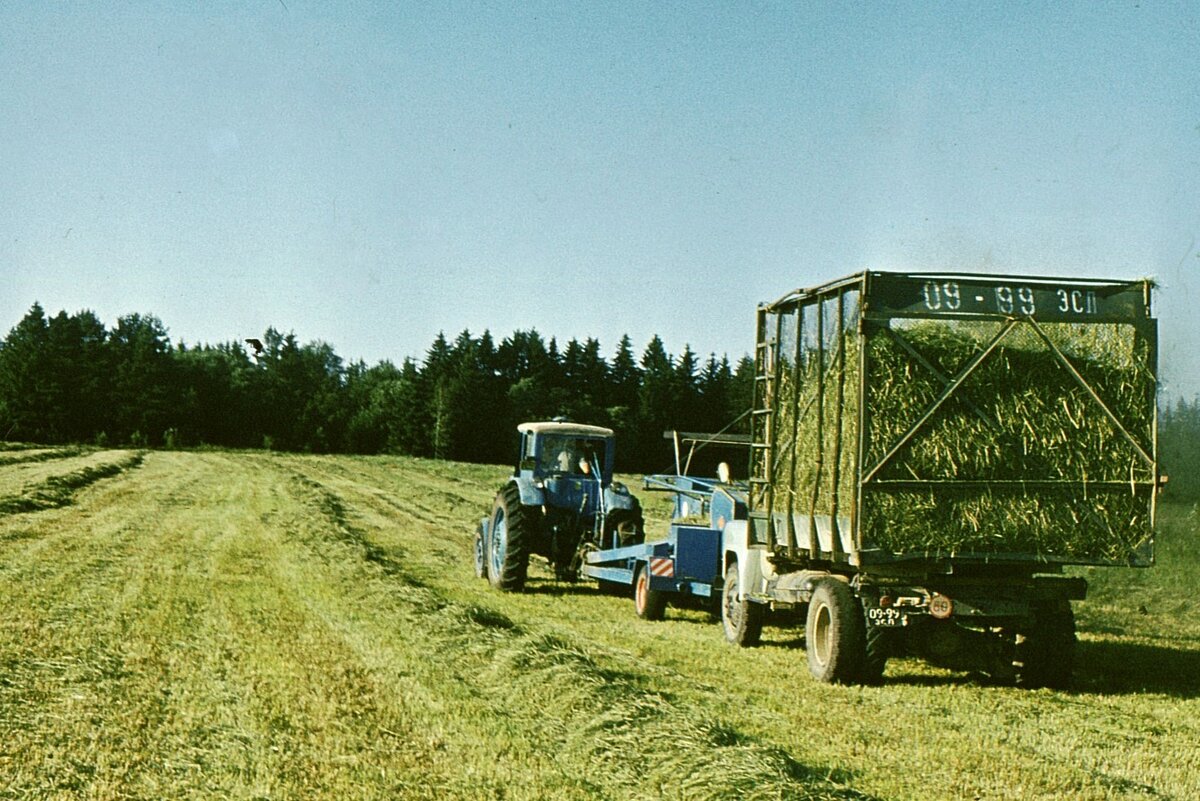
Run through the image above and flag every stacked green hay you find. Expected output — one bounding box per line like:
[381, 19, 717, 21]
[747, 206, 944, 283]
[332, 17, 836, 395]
[771, 322, 860, 542]
[857, 320, 1155, 562]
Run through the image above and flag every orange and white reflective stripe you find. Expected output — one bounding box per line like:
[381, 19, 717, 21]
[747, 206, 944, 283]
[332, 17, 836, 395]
[649, 557, 674, 578]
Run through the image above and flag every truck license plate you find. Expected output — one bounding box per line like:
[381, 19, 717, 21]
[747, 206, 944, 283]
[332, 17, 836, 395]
[867, 607, 908, 627]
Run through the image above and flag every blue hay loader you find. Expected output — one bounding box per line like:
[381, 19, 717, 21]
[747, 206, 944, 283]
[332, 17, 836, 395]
[581, 431, 751, 620]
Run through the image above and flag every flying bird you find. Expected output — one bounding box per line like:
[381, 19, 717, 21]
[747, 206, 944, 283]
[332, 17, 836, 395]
[245, 338, 264, 356]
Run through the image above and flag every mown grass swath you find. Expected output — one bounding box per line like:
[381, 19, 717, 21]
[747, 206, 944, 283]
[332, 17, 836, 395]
[0, 449, 144, 515]
[0, 451, 1197, 799]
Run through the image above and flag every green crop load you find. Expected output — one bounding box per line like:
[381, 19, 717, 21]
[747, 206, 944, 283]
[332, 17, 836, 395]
[774, 317, 1155, 563]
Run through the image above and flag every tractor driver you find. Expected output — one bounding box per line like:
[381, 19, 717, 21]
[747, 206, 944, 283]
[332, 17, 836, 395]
[544, 437, 578, 473]
[575, 440, 600, 475]
[548, 438, 596, 474]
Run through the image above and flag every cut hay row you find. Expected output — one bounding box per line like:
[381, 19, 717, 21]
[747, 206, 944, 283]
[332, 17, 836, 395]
[0, 450, 145, 515]
[0, 446, 86, 468]
[275, 468, 877, 801]
[1, 451, 1195, 799]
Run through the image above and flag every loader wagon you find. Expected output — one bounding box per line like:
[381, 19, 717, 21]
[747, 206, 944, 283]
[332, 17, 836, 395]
[716, 270, 1160, 686]
[572, 270, 1159, 686]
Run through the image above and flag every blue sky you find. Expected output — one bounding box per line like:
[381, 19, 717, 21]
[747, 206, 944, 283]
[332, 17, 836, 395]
[2, 2, 1198, 396]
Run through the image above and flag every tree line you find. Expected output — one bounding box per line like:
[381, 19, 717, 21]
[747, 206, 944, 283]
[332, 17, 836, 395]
[1160, 397, 1200, 501]
[3, 302, 1199, 498]
[0, 303, 754, 473]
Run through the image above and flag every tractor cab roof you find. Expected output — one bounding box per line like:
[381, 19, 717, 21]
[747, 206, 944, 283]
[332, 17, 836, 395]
[517, 422, 614, 439]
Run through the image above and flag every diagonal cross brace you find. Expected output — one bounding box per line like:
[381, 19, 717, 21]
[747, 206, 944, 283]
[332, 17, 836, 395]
[862, 318, 1019, 486]
[883, 326, 999, 430]
[1024, 317, 1155, 470]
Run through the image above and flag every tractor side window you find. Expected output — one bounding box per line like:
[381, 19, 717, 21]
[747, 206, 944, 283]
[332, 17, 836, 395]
[577, 441, 601, 475]
[520, 433, 537, 471]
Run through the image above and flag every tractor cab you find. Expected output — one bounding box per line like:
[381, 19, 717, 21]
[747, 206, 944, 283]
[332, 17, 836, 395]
[518, 422, 615, 483]
[516, 423, 619, 550]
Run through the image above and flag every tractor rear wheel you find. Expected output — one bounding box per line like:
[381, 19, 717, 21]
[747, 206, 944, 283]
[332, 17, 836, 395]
[488, 484, 530, 592]
[721, 564, 763, 647]
[1015, 601, 1076, 689]
[805, 579, 867, 684]
[634, 564, 667, 621]
[604, 509, 644, 549]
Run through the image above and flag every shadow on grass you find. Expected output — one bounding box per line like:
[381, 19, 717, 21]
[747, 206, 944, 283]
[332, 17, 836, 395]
[1072, 640, 1200, 698]
[799, 640, 1200, 696]
[520, 580, 616, 597]
[850, 642, 1200, 696]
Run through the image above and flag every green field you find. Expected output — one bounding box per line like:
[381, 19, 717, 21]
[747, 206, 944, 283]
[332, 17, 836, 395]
[1, 451, 1197, 800]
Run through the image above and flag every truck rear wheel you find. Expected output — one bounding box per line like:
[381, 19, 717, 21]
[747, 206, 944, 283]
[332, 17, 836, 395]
[634, 564, 667, 621]
[1016, 602, 1076, 689]
[862, 625, 897, 685]
[488, 484, 530, 592]
[806, 579, 867, 684]
[722, 564, 763, 647]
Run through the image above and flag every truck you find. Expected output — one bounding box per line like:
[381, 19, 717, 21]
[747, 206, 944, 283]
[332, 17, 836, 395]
[475, 421, 645, 592]
[591, 271, 1161, 688]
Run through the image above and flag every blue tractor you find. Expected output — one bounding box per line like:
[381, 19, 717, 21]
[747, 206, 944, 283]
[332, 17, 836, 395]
[474, 421, 645, 592]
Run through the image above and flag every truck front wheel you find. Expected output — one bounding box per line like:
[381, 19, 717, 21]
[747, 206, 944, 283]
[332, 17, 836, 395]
[722, 564, 763, 647]
[806, 579, 867, 684]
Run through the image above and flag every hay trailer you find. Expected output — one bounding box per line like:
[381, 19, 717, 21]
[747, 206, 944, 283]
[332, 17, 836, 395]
[720, 271, 1161, 687]
[474, 421, 645, 592]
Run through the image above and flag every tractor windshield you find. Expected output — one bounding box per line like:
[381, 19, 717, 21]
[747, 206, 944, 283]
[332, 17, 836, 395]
[539, 436, 605, 476]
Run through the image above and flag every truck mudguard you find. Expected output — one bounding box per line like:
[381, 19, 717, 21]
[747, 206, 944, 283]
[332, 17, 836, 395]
[721, 520, 768, 600]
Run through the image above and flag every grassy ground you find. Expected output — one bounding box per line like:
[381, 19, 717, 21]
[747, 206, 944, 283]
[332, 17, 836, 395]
[0, 451, 1196, 800]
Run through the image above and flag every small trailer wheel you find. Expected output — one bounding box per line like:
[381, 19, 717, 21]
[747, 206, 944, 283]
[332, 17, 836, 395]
[634, 564, 667, 621]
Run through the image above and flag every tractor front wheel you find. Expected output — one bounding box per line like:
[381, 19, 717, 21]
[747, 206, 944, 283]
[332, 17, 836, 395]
[488, 484, 530, 592]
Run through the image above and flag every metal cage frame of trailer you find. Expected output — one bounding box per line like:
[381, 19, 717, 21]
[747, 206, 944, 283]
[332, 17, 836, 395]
[747, 270, 1159, 571]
